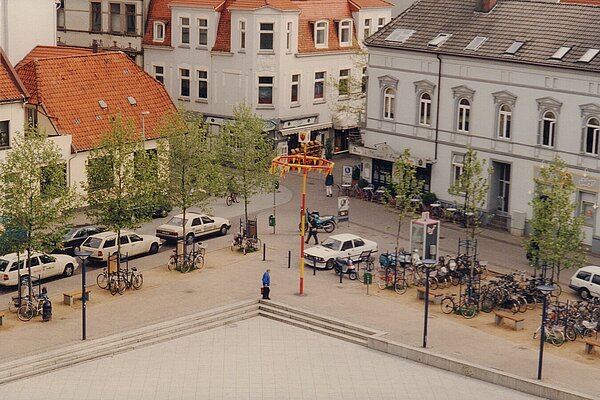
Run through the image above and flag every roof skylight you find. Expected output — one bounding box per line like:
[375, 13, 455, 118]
[428, 33, 451, 47]
[578, 48, 600, 63]
[384, 29, 415, 43]
[465, 36, 487, 51]
[550, 46, 571, 60]
[98, 100, 108, 110]
[505, 41, 524, 55]
[127, 96, 137, 106]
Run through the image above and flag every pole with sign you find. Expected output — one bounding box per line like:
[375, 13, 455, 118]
[337, 196, 349, 223]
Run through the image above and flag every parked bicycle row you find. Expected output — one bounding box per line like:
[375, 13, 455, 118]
[96, 255, 144, 295]
[168, 241, 206, 273]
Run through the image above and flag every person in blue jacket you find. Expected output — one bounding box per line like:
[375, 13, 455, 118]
[325, 173, 334, 197]
[262, 268, 271, 300]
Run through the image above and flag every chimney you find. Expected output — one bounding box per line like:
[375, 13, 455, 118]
[475, 0, 497, 13]
[92, 39, 99, 53]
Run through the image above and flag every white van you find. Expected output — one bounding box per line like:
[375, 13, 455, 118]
[569, 266, 600, 299]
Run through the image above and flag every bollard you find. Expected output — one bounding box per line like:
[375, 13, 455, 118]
[263, 243, 266, 261]
[339, 262, 343, 284]
[288, 250, 291, 268]
[313, 258, 316, 276]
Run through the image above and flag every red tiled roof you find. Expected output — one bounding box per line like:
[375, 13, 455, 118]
[169, 0, 225, 6]
[228, 0, 299, 11]
[143, 0, 173, 47]
[212, 0, 235, 52]
[16, 45, 94, 70]
[16, 52, 175, 151]
[0, 48, 27, 102]
[348, 0, 393, 10]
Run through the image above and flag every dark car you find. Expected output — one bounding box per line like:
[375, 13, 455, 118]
[0, 216, 26, 255]
[57, 226, 106, 255]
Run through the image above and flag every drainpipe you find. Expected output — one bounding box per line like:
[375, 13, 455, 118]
[434, 53, 442, 161]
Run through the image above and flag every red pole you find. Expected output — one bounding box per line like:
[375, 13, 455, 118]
[299, 168, 307, 294]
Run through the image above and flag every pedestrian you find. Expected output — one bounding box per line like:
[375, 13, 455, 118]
[305, 215, 319, 245]
[325, 172, 334, 197]
[262, 268, 271, 300]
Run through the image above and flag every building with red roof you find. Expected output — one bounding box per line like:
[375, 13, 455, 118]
[15, 47, 175, 190]
[0, 47, 28, 161]
[143, 0, 391, 153]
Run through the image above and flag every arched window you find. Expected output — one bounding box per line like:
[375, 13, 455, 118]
[585, 117, 600, 155]
[457, 98, 470, 132]
[339, 20, 352, 46]
[383, 88, 395, 120]
[419, 93, 431, 126]
[540, 111, 556, 147]
[497, 104, 512, 139]
[154, 21, 165, 42]
[315, 21, 328, 47]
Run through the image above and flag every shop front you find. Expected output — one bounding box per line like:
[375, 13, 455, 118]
[279, 118, 332, 154]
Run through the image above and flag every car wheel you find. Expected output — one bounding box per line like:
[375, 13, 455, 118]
[149, 242, 159, 255]
[579, 287, 591, 300]
[186, 233, 194, 245]
[325, 259, 335, 270]
[63, 263, 75, 277]
[219, 225, 228, 236]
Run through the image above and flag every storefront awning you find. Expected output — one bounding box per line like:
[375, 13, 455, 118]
[280, 122, 332, 136]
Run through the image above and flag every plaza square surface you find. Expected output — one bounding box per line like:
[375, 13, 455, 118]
[2, 317, 544, 400]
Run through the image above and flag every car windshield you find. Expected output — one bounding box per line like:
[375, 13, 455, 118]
[63, 227, 79, 239]
[83, 237, 103, 249]
[166, 217, 187, 227]
[320, 238, 341, 250]
[0, 259, 8, 272]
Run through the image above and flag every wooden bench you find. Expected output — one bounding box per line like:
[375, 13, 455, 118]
[416, 287, 444, 305]
[584, 339, 600, 354]
[0, 312, 5, 326]
[63, 289, 91, 306]
[494, 311, 524, 331]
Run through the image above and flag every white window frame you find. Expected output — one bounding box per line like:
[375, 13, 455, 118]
[452, 154, 464, 187]
[258, 76, 274, 105]
[197, 18, 208, 47]
[338, 68, 350, 97]
[383, 88, 395, 120]
[363, 19, 371, 39]
[315, 20, 328, 48]
[197, 70, 208, 100]
[153, 65, 165, 84]
[179, 67, 190, 98]
[314, 71, 326, 100]
[584, 117, 600, 155]
[419, 92, 432, 126]
[361, 67, 367, 94]
[457, 98, 471, 132]
[286, 21, 292, 52]
[497, 104, 512, 139]
[180, 16, 190, 45]
[377, 17, 385, 31]
[259, 22, 274, 51]
[291, 74, 300, 104]
[540, 111, 556, 148]
[340, 19, 352, 46]
[239, 20, 246, 51]
[153, 21, 165, 42]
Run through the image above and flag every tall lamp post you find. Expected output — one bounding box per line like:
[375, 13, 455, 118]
[141, 111, 150, 141]
[536, 284, 555, 380]
[74, 250, 92, 340]
[422, 258, 437, 348]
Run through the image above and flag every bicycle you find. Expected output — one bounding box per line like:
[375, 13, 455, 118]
[121, 266, 143, 290]
[440, 293, 479, 319]
[179, 246, 206, 273]
[17, 295, 45, 322]
[96, 268, 109, 289]
[108, 272, 126, 295]
[225, 192, 239, 206]
[533, 321, 566, 347]
[356, 250, 375, 283]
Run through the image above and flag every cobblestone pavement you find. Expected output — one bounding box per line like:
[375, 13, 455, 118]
[2, 317, 543, 400]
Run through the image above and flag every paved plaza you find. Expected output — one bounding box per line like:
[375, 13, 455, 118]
[2, 317, 543, 400]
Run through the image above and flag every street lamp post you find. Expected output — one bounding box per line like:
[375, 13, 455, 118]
[74, 250, 92, 340]
[536, 284, 555, 380]
[141, 111, 150, 141]
[422, 258, 437, 348]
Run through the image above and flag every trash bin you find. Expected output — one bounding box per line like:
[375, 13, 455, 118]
[42, 299, 52, 322]
[268, 215, 276, 227]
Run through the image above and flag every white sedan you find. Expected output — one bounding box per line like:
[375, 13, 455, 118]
[80, 231, 161, 262]
[156, 212, 231, 243]
[304, 233, 378, 269]
[0, 252, 78, 286]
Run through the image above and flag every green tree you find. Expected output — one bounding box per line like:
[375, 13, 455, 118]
[525, 156, 585, 281]
[156, 109, 221, 245]
[388, 149, 423, 251]
[449, 147, 491, 241]
[85, 115, 157, 260]
[216, 102, 276, 222]
[0, 126, 78, 296]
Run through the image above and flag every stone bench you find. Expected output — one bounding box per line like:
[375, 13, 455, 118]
[63, 289, 91, 306]
[584, 339, 600, 354]
[494, 311, 524, 330]
[416, 287, 444, 305]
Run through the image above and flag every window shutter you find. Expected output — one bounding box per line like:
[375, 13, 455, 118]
[581, 126, 586, 153]
[537, 119, 542, 145]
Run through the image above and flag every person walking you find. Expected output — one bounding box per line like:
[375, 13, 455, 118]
[305, 215, 319, 245]
[325, 173, 334, 197]
[262, 269, 271, 300]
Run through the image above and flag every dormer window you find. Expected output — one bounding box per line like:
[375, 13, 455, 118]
[428, 33, 451, 47]
[550, 46, 571, 60]
[339, 20, 352, 47]
[153, 21, 165, 42]
[315, 21, 328, 48]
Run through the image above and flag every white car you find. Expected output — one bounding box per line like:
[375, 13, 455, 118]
[569, 266, 600, 299]
[156, 212, 231, 243]
[80, 231, 161, 262]
[304, 233, 378, 269]
[0, 252, 78, 286]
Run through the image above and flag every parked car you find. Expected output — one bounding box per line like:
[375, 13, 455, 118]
[0, 216, 26, 255]
[156, 213, 231, 243]
[0, 252, 78, 286]
[569, 266, 600, 299]
[80, 231, 161, 262]
[55, 225, 106, 255]
[304, 233, 378, 269]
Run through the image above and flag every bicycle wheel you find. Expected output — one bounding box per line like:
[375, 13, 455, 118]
[97, 272, 108, 289]
[549, 331, 564, 347]
[377, 274, 388, 290]
[132, 274, 143, 290]
[167, 256, 177, 271]
[226, 196, 233, 206]
[17, 303, 34, 321]
[516, 296, 528, 313]
[480, 297, 495, 313]
[356, 266, 364, 283]
[196, 255, 205, 270]
[441, 297, 455, 314]
[180, 260, 191, 273]
[9, 297, 21, 313]
[394, 279, 407, 295]
[428, 277, 439, 290]
[460, 305, 477, 319]
[564, 325, 577, 342]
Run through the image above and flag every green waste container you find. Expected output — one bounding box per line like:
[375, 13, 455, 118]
[268, 215, 276, 227]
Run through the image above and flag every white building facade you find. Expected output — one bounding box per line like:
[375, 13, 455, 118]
[360, 0, 600, 251]
[143, 0, 391, 154]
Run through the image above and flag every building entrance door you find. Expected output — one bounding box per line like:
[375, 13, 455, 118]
[491, 162, 511, 215]
[578, 191, 596, 247]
